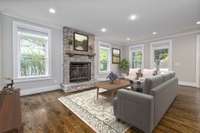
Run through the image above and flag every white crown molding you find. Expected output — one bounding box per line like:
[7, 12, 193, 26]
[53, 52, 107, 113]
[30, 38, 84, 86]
[0, 11, 62, 30]
[129, 44, 144, 49]
[95, 38, 123, 46]
[130, 30, 200, 45]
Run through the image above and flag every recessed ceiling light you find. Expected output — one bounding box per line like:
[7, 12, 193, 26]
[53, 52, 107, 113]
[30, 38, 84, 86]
[152, 32, 158, 35]
[196, 21, 200, 25]
[101, 28, 107, 32]
[126, 37, 131, 41]
[49, 8, 56, 14]
[129, 14, 137, 21]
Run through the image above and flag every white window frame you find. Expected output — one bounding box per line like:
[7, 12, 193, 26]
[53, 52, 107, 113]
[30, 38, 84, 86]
[13, 21, 52, 82]
[150, 40, 172, 71]
[129, 44, 144, 69]
[98, 41, 111, 74]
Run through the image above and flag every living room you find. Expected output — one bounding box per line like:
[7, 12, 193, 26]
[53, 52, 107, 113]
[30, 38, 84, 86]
[0, 0, 200, 133]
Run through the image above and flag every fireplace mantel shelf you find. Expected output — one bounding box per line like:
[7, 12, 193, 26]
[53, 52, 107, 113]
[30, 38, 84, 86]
[65, 50, 96, 57]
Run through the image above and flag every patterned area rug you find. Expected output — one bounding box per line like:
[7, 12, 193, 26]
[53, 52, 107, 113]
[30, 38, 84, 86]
[58, 89, 130, 133]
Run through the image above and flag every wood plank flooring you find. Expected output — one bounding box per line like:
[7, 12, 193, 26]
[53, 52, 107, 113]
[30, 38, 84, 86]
[21, 86, 200, 133]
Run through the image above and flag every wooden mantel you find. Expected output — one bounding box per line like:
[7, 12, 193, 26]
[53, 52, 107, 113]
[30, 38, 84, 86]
[65, 50, 96, 57]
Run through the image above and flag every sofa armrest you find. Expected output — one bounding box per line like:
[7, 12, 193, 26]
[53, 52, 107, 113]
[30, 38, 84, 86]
[113, 97, 118, 116]
[114, 89, 154, 133]
[150, 77, 178, 126]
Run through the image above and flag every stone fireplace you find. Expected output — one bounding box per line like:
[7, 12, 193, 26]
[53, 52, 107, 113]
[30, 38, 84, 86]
[63, 27, 95, 92]
[70, 62, 91, 82]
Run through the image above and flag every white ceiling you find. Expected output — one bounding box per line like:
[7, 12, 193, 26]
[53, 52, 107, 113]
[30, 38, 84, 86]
[0, 0, 200, 45]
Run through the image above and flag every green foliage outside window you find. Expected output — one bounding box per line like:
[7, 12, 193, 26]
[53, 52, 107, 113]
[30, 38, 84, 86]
[154, 48, 169, 68]
[132, 51, 142, 68]
[154, 49, 168, 61]
[99, 48, 109, 72]
[19, 33, 47, 77]
[119, 59, 129, 73]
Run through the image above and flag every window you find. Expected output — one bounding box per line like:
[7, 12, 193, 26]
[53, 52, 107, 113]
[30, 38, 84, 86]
[129, 45, 144, 68]
[13, 22, 51, 80]
[154, 48, 169, 69]
[99, 43, 111, 73]
[150, 40, 172, 71]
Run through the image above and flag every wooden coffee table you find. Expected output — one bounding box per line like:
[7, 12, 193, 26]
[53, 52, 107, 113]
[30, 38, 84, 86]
[95, 79, 131, 99]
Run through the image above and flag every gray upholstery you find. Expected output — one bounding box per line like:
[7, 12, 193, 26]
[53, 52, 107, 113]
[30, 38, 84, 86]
[143, 75, 164, 94]
[113, 90, 154, 133]
[150, 77, 178, 126]
[113, 72, 178, 133]
[162, 72, 176, 81]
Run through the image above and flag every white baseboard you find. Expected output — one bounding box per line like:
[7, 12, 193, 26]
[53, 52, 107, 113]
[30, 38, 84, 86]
[20, 85, 61, 96]
[178, 81, 197, 87]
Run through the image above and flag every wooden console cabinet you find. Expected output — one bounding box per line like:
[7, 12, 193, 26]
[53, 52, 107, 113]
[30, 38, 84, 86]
[0, 89, 23, 133]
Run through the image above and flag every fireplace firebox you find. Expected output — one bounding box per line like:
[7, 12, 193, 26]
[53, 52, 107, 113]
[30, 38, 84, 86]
[70, 62, 91, 82]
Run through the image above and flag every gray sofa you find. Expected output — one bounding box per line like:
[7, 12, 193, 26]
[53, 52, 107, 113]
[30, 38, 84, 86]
[113, 72, 178, 133]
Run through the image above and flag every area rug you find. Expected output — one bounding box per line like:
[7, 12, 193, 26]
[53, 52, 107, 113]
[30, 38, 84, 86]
[58, 89, 130, 133]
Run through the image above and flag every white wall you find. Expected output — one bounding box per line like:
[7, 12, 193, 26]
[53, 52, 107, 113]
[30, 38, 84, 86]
[95, 40, 124, 80]
[0, 14, 62, 95]
[172, 34, 196, 83]
[0, 14, 3, 88]
[0, 13, 126, 94]
[126, 32, 200, 87]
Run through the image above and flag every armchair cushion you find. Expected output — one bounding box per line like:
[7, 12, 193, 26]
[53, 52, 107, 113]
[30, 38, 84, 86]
[125, 68, 139, 81]
[142, 69, 156, 78]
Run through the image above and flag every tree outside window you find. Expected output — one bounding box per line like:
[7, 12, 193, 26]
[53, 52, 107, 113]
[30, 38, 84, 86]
[131, 50, 142, 68]
[19, 32, 48, 77]
[99, 47, 110, 73]
[154, 48, 169, 69]
[13, 22, 51, 80]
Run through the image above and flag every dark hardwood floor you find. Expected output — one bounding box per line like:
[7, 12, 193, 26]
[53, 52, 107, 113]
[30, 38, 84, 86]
[21, 86, 200, 133]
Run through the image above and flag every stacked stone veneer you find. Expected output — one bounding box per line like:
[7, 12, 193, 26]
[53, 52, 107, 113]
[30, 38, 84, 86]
[63, 27, 95, 92]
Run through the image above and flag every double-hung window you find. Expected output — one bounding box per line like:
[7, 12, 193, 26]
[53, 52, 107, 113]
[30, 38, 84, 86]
[150, 40, 172, 71]
[129, 45, 144, 69]
[13, 22, 51, 80]
[98, 42, 111, 73]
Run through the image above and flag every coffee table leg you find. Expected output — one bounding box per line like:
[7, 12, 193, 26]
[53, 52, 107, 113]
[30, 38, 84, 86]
[97, 88, 99, 100]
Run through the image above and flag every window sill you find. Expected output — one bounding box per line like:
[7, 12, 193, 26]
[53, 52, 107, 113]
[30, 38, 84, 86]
[14, 76, 52, 83]
[98, 71, 109, 75]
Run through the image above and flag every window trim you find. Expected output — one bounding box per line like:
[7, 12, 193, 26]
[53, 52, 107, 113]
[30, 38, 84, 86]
[129, 44, 144, 69]
[150, 40, 172, 71]
[13, 21, 52, 82]
[98, 41, 111, 74]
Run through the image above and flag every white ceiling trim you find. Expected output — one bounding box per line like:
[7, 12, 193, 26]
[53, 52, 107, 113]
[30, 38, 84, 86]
[129, 29, 200, 45]
[1, 11, 62, 30]
[1, 10, 200, 46]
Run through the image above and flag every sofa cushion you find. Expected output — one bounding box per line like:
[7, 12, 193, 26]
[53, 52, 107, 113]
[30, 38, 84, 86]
[161, 72, 176, 82]
[144, 75, 164, 94]
[143, 69, 156, 78]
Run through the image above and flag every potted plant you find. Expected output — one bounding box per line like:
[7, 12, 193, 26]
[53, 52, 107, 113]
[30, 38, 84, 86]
[119, 59, 129, 77]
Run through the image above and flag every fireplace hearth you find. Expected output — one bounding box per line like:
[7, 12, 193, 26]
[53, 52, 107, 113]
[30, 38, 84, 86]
[70, 62, 91, 82]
